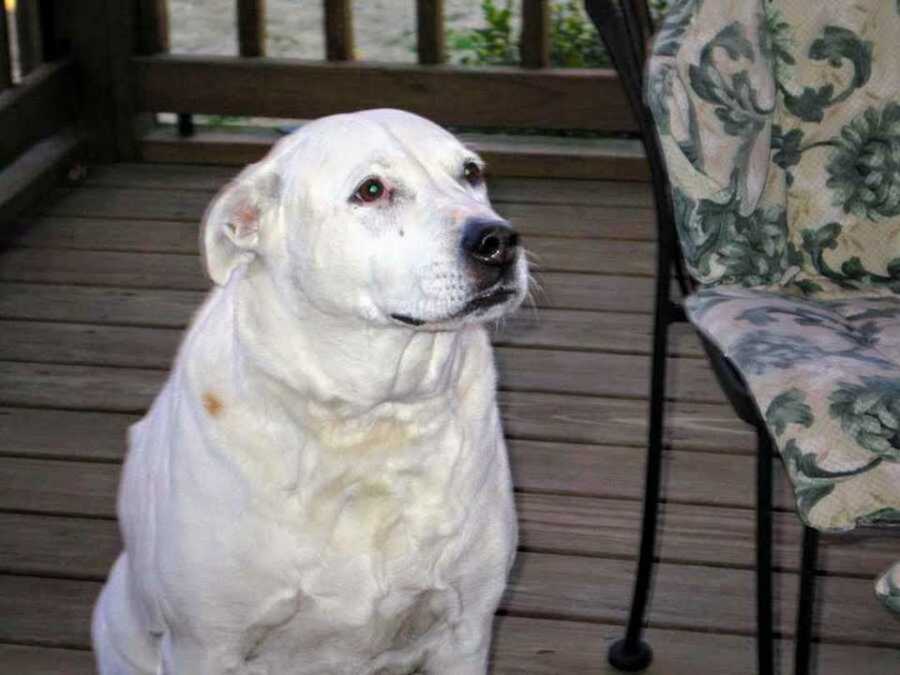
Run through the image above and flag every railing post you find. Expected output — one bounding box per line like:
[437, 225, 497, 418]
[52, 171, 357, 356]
[237, 0, 265, 57]
[520, 0, 550, 68]
[15, 0, 44, 77]
[137, 0, 169, 54]
[324, 0, 353, 61]
[0, 1, 12, 90]
[416, 0, 444, 65]
[50, 0, 141, 160]
[134, 0, 191, 140]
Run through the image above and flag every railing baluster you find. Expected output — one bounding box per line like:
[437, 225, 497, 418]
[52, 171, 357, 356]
[135, 0, 191, 138]
[520, 0, 550, 69]
[416, 0, 444, 65]
[0, 1, 12, 89]
[137, 0, 170, 54]
[15, 0, 44, 77]
[324, 0, 353, 61]
[237, 0, 265, 57]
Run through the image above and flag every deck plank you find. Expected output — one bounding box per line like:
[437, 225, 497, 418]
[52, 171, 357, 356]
[38, 181, 653, 224]
[3, 617, 898, 675]
[2, 497, 896, 580]
[0, 248, 656, 313]
[2, 161, 898, 670]
[0, 553, 894, 647]
[3, 215, 657, 276]
[0, 437, 788, 515]
[0, 390, 753, 457]
[79, 164, 656, 207]
[0, 299, 704, 356]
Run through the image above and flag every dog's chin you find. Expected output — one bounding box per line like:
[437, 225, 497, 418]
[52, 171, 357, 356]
[391, 285, 523, 329]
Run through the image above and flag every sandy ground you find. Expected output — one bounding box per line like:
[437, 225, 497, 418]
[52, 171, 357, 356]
[169, 0, 524, 63]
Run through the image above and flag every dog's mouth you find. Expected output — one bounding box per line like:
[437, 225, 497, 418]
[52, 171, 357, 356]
[391, 286, 517, 327]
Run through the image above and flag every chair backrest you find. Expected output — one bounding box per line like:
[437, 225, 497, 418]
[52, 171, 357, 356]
[584, 0, 694, 297]
[642, 0, 900, 295]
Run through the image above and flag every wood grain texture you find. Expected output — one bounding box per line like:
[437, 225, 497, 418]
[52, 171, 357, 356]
[77, 162, 653, 205]
[133, 54, 637, 132]
[3, 165, 898, 670]
[0, 338, 725, 406]
[2, 486, 896, 579]
[415, 0, 444, 64]
[0, 60, 76, 168]
[3, 616, 900, 675]
[237, 0, 265, 57]
[323, 0, 353, 61]
[138, 127, 651, 179]
[0, 391, 751, 461]
[0, 554, 895, 647]
[4, 216, 656, 276]
[0, 281, 676, 351]
[0, 248, 657, 312]
[520, 0, 550, 68]
[0, 128, 83, 230]
[0, 644, 96, 675]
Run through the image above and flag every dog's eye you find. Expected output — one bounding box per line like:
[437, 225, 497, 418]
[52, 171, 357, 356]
[463, 162, 483, 186]
[354, 178, 385, 203]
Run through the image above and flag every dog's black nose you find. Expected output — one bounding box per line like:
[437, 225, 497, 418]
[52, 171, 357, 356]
[461, 219, 519, 268]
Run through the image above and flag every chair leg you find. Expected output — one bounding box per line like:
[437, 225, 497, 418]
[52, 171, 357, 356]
[757, 430, 775, 675]
[607, 312, 670, 672]
[794, 526, 819, 675]
[177, 113, 194, 137]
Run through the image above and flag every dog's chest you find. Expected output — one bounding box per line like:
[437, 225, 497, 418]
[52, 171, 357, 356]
[292, 405, 466, 557]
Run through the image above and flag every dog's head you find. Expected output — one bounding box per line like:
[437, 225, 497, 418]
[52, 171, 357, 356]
[202, 109, 528, 328]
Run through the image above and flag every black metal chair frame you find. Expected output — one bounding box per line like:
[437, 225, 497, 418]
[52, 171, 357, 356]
[583, 2, 820, 673]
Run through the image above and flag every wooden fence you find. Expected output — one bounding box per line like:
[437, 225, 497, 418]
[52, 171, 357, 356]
[0, 0, 639, 227]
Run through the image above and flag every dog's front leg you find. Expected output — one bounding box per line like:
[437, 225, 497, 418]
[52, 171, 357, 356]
[423, 613, 494, 675]
[160, 633, 263, 675]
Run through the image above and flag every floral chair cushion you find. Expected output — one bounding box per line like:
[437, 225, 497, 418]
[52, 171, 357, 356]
[650, 0, 900, 614]
[875, 561, 900, 613]
[689, 286, 900, 534]
[647, 0, 900, 294]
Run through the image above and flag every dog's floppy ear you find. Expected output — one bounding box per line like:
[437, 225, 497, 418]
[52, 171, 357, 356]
[201, 166, 282, 285]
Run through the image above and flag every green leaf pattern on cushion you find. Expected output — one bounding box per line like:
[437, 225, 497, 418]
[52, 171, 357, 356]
[673, 182, 796, 287]
[825, 102, 900, 220]
[781, 439, 880, 519]
[779, 26, 872, 122]
[766, 389, 813, 436]
[829, 377, 900, 461]
[658, 3, 900, 611]
[802, 222, 900, 292]
[687, 288, 900, 535]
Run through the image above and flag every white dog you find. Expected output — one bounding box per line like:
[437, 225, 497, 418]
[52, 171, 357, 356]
[92, 109, 527, 675]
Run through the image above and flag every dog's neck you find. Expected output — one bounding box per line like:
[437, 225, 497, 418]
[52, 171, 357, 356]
[230, 268, 469, 413]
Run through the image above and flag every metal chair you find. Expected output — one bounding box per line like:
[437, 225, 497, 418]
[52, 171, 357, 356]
[582, 2, 821, 673]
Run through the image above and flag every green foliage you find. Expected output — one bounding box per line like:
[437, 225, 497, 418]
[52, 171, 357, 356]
[447, 0, 613, 68]
[448, 0, 517, 66]
[549, 1, 608, 67]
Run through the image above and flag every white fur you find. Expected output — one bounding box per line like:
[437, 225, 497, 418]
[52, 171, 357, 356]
[92, 109, 527, 675]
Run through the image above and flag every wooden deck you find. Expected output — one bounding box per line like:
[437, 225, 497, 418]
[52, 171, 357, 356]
[0, 162, 897, 674]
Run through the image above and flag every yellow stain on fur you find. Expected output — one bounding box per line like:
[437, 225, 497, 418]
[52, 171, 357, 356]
[317, 416, 414, 455]
[202, 392, 224, 418]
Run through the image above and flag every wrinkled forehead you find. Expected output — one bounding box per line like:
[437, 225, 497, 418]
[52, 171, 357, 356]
[276, 110, 476, 198]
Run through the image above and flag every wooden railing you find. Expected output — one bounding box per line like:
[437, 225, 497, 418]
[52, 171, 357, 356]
[1, 0, 641, 228]
[0, 0, 82, 228]
[133, 0, 635, 134]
